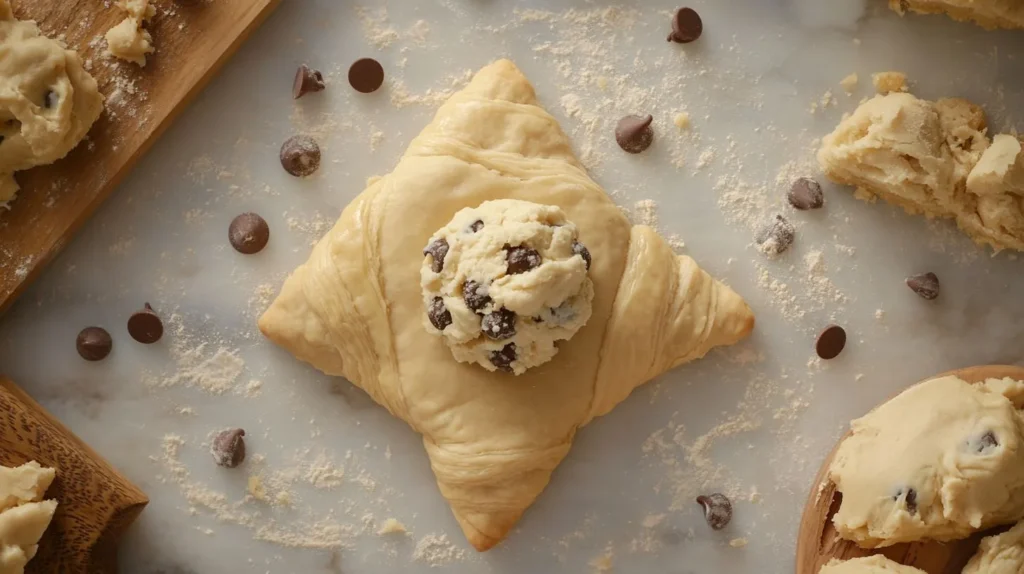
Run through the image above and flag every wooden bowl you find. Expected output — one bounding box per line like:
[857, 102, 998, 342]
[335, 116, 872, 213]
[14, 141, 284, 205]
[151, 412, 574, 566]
[796, 365, 1024, 574]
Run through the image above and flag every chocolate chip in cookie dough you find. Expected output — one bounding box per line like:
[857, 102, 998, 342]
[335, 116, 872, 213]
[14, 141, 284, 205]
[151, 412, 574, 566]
[427, 297, 452, 331]
[348, 58, 385, 94]
[43, 89, 57, 109]
[895, 487, 918, 514]
[754, 214, 795, 257]
[228, 212, 270, 254]
[490, 343, 517, 373]
[668, 7, 703, 43]
[906, 272, 939, 300]
[481, 307, 516, 340]
[506, 245, 542, 275]
[280, 135, 321, 177]
[128, 303, 163, 344]
[468, 220, 484, 233]
[76, 326, 112, 361]
[293, 64, 325, 99]
[973, 431, 999, 453]
[572, 240, 592, 270]
[815, 324, 846, 360]
[696, 493, 732, 530]
[787, 177, 824, 210]
[462, 280, 491, 313]
[423, 238, 449, 273]
[211, 428, 246, 468]
[615, 114, 654, 154]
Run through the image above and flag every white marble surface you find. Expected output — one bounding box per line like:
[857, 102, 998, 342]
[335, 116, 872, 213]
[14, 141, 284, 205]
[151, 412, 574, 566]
[1, 0, 1024, 572]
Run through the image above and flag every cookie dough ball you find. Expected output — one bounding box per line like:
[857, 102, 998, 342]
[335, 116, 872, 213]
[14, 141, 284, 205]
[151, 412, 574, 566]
[420, 199, 594, 375]
[828, 375, 1024, 548]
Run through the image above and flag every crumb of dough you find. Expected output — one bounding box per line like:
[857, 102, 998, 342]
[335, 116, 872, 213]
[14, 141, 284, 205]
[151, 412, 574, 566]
[674, 112, 691, 129]
[247, 475, 268, 501]
[377, 518, 407, 535]
[872, 71, 907, 94]
[729, 537, 749, 548]
[839, 73, 858, 93]
[105, 0, 155, 66]
[589, 546, 614, 572]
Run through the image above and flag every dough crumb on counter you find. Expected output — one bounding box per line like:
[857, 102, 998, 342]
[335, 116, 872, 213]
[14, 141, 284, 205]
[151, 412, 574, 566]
[729, 537, 748, 548]
[105, 0, 155, 66]
[674, 111, 691, 129]
[872, 71, 907, 94]
[839, 73, 858, 93]
[377, 518, 407, 535]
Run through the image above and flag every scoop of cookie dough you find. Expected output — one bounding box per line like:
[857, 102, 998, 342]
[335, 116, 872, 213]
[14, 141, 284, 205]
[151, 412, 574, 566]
[963, 519, 1024, 574]
[0, 0, 104, 205]
[420, 199, 593, 375]
[829, 375, 1024, 548]
[820, 556, 925, 574]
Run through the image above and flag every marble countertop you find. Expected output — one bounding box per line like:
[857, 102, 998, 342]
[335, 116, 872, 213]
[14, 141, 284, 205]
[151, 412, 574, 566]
[2, 0, 1024, 572]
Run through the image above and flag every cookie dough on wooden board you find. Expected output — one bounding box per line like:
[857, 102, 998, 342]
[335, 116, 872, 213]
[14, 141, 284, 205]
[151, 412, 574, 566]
[820, 556, 925, 574]
[0, 461, 57, 574]
[890, 0, 1024, 30]
[828, 375, 1024, 548]
[0, 0, 103, 205]
[818, 92, 1024, 252]
[259, 59, 755, 551]
[105, 0, 155, 66]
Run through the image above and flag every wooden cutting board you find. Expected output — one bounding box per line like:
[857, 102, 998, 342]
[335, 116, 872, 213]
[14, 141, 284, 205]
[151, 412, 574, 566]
[0, 0, 281, 313]
[796, 365, 1024, 574]
[0, 377, 148, 574]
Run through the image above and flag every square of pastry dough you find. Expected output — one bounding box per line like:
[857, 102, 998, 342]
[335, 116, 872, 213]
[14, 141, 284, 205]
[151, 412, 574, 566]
[259, 59, 754, 551]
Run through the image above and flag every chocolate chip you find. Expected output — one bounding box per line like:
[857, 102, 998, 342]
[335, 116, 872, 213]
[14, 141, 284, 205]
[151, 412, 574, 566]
[754, 214, 795, 256]
[896, 487, 918, 514]
[348, 58, 385, 94]
[427, 297, 452, 331]
[788, 177, 824, 210]
[906, 272, 939, 300]
[228, 212, 270, 254]
[668, 7, 703, 43]
[423, 238, 449, 273]
[696, 493, 732, 530]
[816, 324, 846, 360]
[615, 114, 654, 154]
[506, 245, 542, 275]
[292, 64, 325, 99]
[572, 240, 592, 270]
[43, 90, 57, 109]
[127, 303, 163, 344]
[462, 280, 491, 313]
[279, 135, 321, 177]
[974, 431, 999, 453]
[490, 343, 516, 373]
[468, 220, 484, 233]
[211, 428, 246, 468]
[481, 307, 516, 340]
[76, 327, 112, 361]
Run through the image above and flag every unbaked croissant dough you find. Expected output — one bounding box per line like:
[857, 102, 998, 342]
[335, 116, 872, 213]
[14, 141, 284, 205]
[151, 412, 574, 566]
[258, 60, 755, 550]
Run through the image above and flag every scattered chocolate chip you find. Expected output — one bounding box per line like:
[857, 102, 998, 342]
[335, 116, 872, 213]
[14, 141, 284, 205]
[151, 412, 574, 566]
[572, 240, 592, 270]
[462, 280, 491, 313]
[76, 327, 112, 361]
[490, 343, 517, 373]
[228, 212, 270, 254]
[696, 493, 732, 530]
[788, 177, 824, 210]
[292, 64, 326, 99]
[348, 58, 385, 94]
[668, 7, 703, 43]
[211, 428, 246, 468]
[816, 324, 846, 360]
[506, 245, 542, 275]
[906, 272, 939, 300]
[279, 135, 321, 177]
[468, 220, 484, 233]
[423, 238, 449, 273]
[481, 307, 516, 340]
[127, 303, 163, 344]
[427, 297, 452, 331]
[615, 114, 655, 154]
[974, 431, 999, 453]
[754, 214, 795, 257]
[43, 90, 57, 109]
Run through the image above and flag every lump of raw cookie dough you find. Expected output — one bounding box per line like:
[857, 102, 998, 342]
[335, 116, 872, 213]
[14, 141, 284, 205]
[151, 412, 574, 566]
[0, 0, 103, 205]
[963, 519, 1024, 574]
[818, 92, 1024, 252]
[0, 461, 58, 573]
[420, 199, 593, 375]
[820, 556, 925, 573]
[105, 0, 155, 66]
[889, 0, 1024, 30]
[829, 375, 1024, 548]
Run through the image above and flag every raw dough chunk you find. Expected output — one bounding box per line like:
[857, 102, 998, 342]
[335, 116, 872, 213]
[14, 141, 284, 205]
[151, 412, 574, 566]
[818, 92, 1024, 252]
[829, 375, 1024, 547]
[259, 60, 755, 551]
[0, 0, 103, 205]
[872, 71, 907, 94]
[105, 0, 155, 66]
[820, 556, 925, 573]
[890, 0, 1024, 30]
[0, 461, 57, 574]
[963, 519, 1024, 573]
[421, 199, 594, 375]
